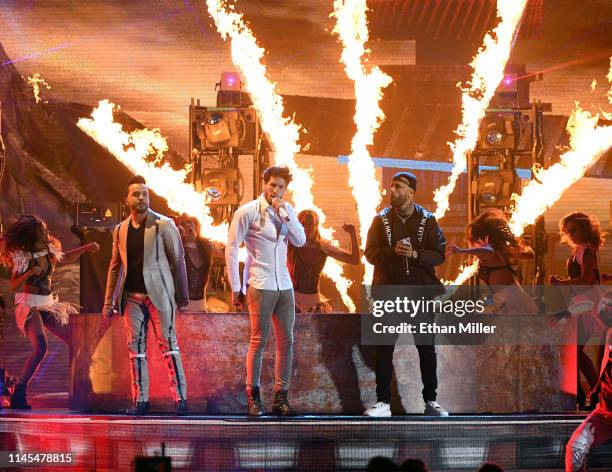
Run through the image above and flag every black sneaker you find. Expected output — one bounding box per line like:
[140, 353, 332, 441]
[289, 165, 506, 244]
[125, 401, 150, 416]
[271, 390, 294, 416]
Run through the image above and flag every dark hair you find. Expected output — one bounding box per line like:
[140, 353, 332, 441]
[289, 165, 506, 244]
[478, 463, 504, 472]
[559, 211, 606, 250]
[127, 175, 147, 189]
[468, 208, 529, 257]
[392, 172, 417, 192]
[399, 458, 428, 472]
[0, 215, 61, 268]
[263, 166, 292, 185]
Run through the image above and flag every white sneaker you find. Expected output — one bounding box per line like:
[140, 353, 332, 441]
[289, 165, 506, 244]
[424, 400, 449, 417]
[364, 402, 391, 417]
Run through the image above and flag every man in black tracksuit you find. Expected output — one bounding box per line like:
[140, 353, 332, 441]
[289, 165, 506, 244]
[364, 171, 448, 417]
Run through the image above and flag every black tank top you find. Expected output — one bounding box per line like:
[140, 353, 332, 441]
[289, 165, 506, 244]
[185, 239, 212, 300]
[478, 252, 516, 286]
[288, 244, 327, 294]
[567, 246, 600, 284]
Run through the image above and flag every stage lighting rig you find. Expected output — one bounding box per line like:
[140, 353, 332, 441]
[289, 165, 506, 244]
[467, 66, 551, 286]
[189, 72, 269, 227]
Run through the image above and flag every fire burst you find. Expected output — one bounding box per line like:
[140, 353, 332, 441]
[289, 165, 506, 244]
[206, 0, 356, 311]
[331, 0, 392, 285]
[433, 0, 527, 220]
[77, 100, 228, 243]
[27, 73, 51, 103]
[509, 104, 612, 235]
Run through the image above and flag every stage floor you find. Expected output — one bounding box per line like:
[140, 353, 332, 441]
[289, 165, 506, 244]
[1, 410, 611, 471]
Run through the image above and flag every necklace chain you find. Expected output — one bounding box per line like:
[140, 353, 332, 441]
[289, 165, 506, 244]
[396, 206, 414, 224]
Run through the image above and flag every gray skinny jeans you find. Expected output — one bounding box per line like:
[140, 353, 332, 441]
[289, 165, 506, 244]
[246, 287, 295, 392]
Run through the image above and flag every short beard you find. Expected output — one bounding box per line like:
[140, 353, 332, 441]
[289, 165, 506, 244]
[390, 196, 405, 208]
[133, 204, 148, 214]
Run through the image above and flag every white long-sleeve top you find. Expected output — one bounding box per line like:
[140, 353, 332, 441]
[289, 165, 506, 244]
[226, 194, 306, 292]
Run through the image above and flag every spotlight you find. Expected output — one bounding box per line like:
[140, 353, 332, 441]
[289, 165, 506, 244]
[201, 168, 243, 205]
[201, 114, 231, 145]
[196, 109, 257, 151]
[217, 71, 251, 107]
[477, 113, 521, 150]
[220, 71, 240, 91]
[476, 169, 522, 208]
[485, 130, 504, 146]
[206, 188, 223, 202]
[497, 72, 518, 93]
[478, 114, 513, 150]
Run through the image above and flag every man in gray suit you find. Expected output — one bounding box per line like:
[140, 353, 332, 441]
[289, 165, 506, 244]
[103, 175, 189, 415]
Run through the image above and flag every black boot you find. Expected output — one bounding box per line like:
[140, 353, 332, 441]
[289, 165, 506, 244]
[10, 384, 32, 410]
[125, 401, 149, 416]
[247, 387, 264, 417]
[272, 390, 294, 416]
[176, 399, 188, 416]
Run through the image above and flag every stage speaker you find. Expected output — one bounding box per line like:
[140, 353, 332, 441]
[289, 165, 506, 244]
[78, 228, 113, 314]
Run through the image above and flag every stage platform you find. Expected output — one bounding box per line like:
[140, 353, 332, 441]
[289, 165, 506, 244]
[1, 410, 611, 471]
[68, 312, 575, 414]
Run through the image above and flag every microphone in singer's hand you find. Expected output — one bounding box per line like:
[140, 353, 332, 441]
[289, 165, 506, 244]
[274, 198, 290, 221]
[278, 206, 290, 222]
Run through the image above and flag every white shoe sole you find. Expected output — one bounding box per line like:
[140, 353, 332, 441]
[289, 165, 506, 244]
[364, 411, 392, 417]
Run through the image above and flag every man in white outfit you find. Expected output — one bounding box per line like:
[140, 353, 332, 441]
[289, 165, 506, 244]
[226, 166, 306, 416]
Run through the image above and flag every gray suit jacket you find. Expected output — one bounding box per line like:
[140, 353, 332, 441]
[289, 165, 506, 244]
[103, 210, 189, 313]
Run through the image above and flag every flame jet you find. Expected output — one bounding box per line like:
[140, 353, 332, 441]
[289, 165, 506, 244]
[331, 0, 392, 285]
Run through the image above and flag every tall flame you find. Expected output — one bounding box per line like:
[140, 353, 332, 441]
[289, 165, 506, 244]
[77, 100, 228, 243]
[206, 0, 355, 310]
[331, 0, 392, 285]
[433, 0, 527, 220]
[27, 73, 51, 104]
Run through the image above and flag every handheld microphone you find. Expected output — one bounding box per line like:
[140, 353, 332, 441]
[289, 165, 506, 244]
[278, 206, 290, 222]
[403, 237, 411, 276]
[273, 198, 290, 221]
